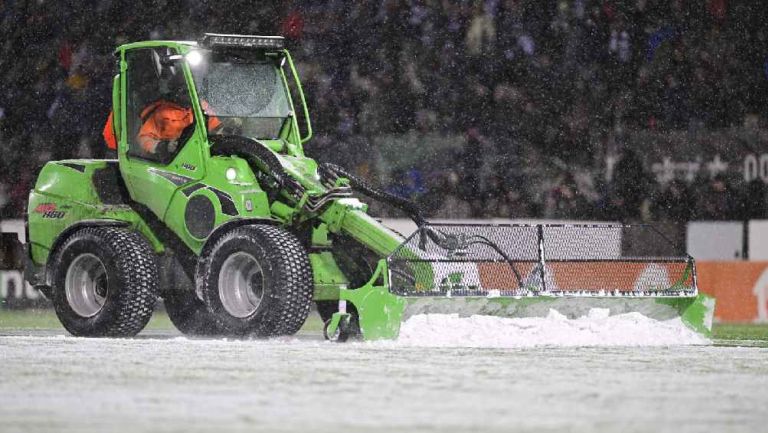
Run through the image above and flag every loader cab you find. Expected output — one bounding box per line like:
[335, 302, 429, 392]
[111, 36, 312, 249]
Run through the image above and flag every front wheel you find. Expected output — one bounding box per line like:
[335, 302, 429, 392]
[50, 227, 159, 337]
[199, 225, 313, 337]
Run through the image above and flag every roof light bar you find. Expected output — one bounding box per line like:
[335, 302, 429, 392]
[199, 33, 285, 50]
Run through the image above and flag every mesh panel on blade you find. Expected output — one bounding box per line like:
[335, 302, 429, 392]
[388, 224, 539, 297]
[387, 224, 696, 297]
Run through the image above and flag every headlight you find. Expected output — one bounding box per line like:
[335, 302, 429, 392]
[225, 168, 237, 181]
[185, 50, 203, 66]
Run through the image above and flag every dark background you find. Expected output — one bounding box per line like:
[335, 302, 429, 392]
[0, 0, 767, 223]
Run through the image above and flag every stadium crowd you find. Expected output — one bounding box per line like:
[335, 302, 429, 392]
[0, 0, 766, 223]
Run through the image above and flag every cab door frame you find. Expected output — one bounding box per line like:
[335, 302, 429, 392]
[116, 43, 210, 223]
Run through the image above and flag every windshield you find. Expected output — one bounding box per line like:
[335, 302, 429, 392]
[191, 56, 292, 140]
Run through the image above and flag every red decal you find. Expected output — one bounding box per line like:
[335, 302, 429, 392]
[34, 203, 57, 214]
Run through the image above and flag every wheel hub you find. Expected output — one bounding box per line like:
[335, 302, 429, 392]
[65, 253, 108, 318]
[218, 252, 265, 318]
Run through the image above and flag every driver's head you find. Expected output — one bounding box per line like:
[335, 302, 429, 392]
[152, 48, 190, 105]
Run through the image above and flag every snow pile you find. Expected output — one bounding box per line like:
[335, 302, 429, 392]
[395, 308, 710, 348]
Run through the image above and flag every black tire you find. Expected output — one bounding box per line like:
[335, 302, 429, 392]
[323, 317, 351, 342]
[50, 227, 158, 337]
[199, 224, 313, 336]
[163, 289, 226, 336]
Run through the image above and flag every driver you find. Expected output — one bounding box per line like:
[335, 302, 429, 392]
[137, 98, 220, 155]
[137, 50, 220, 155]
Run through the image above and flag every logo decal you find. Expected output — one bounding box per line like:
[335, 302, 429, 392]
[33, 203, 66, 219]
[34, 203, 56, 213]
[148, 167, 193, 186]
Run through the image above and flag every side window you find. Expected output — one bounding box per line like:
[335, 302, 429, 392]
[125, 48, 196, 163]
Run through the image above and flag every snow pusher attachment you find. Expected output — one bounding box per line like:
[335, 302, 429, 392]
[329, 223, 714, 341]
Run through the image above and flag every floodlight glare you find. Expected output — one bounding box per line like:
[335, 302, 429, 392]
[185, 50, 203, 66]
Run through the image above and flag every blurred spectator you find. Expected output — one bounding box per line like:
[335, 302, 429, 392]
[653, 179, 695, 223]
[433, 170, 472, 219]
[387, 168, 427, 203]
[605, 149, 651, 221]
[697, 175, 738, 220]
[545, 172, 591, 220]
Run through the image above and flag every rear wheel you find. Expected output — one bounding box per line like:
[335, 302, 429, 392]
[199, 225, 313, 336]
[50, 227, 158, 337]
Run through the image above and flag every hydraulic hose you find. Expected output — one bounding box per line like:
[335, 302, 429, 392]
[210, 135, 304, 198]
[320, 163, 428, 227]
[320, 163, 524, 289]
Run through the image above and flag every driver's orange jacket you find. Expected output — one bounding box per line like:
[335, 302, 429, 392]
[102, 100, 221, 152]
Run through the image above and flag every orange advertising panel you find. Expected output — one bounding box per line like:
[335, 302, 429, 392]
[478, 262, 690, 292]
[477, 261, 768, 323]
[696, 261, 768, 323]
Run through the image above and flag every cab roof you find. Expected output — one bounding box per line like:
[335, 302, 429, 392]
[116, 34, 285, 55]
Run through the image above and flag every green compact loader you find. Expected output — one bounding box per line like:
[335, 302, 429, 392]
[24, 34, 714, 340]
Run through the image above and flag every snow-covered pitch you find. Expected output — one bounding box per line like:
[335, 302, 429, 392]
[1, 311, 767, 432]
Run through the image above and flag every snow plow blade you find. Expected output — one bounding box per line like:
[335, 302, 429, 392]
[334, 223, 715, 340]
